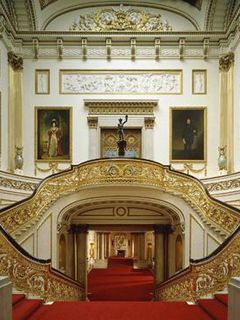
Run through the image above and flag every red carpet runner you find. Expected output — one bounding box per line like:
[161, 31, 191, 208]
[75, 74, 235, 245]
[12, 293, 228, 320]
[88, 257, 154, 301]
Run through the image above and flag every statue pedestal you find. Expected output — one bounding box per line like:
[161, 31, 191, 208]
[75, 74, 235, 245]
[117, 140, 126, 157]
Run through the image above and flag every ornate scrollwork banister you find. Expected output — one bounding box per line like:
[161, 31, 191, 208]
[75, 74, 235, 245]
[155, 224, 240, 301]
[0, 225, 84, 301]
[0, 158, 239, 236]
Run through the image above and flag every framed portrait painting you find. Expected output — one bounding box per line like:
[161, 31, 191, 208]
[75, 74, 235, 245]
[35, 69, 50, 94]
[170, 107, 207, 162]
[192, 70, 207, 94]
[35, 107, 72, 162]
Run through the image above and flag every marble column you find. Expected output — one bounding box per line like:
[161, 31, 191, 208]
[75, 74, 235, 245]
[87, 117, 98, 159]
[8, 52, 23, 172]
[77, 224, 89, 299]
[219, 52, 234, 173]
[153, 224, 172, 284]
[68, 224, 79, 280]
[66, 230, 74, 278]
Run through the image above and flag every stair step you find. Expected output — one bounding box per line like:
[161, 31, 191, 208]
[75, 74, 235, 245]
[13, 298, 42, 320]
[28, 305, 51, 320]
[215, 294, 228, 306]
[12, 294, 25, 306]
[198, 299, 227, 320]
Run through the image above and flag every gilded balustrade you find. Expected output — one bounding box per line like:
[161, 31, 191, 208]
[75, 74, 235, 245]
[155, 225, 240, 301]
[0, 226, 84, 301]
[0, 159, 240, 236]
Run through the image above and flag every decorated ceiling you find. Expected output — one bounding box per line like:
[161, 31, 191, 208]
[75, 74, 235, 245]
[0, 0, 239, 32]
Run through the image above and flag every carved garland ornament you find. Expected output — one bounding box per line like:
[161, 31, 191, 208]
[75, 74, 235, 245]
[69, 5, 172, 32]
[0, 177, 37, 192]
[0, 159, 239, 237]
[205, 178, 240, 192]
[0, 234, 84, 301]
[155, 231, 240, 301]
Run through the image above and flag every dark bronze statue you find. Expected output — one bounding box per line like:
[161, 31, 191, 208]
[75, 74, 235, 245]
[117, 115, 128, 156]
[117, 115, 128, 141]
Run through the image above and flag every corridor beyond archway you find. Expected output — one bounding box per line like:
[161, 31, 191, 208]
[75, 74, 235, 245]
[88, 257, 154, 301]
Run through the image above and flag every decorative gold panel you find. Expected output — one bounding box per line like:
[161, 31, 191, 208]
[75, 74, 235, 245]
[0, 230, 84, 301]
[0, 159, 239, 237]
[155, 229, 240, 301]
[101, 129, 141, 158]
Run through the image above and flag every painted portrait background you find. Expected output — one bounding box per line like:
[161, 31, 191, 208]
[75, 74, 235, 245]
[170, 108, 206, 162]
[35, 107, 71, 162]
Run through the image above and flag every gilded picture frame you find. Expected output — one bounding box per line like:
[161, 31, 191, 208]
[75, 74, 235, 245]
[170, 107, 207, 163]
[35, 69, 50, 94]
[59, 69, 183, 95]
[35, 107, 72, 162]
[192, 70, 207, 95]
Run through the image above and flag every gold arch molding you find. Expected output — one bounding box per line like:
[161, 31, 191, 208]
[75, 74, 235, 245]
[57, 196, 185, 229]
[0, 158, 239, 237]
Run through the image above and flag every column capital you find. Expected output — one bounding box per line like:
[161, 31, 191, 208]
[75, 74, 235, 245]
[69, 224, 89, 234]
[8, 51, 23, 70]
[144, 117, 155, 129]
[78, 224, 89, 233]
[87, 116, 98, 129]
[153, 224, 173, 234]
[219, 52, 234, 72]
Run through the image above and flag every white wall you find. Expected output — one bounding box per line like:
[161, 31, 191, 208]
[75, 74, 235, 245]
[23, 57, 219, 178]
[0, 40, 9, 171]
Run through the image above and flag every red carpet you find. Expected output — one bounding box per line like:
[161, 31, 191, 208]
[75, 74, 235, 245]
[88, 257, 154, 301]
[197, 294, 228, 320]
[12, 295, 43, 320]
[11, 293, 228, 320]
[29, 301, 212, 320]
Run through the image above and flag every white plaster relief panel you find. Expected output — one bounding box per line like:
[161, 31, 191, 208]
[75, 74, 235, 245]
[60, 71, 182, 94]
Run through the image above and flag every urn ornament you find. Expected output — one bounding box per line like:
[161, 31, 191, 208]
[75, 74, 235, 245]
[218, 146, 227, 171]
[15, 146, 23, 170]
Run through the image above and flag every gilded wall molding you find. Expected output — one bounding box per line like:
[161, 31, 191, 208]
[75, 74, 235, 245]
[0, 159, 239, 237]
[219, 52, 234, 71]
[86, 100, 158, 115]
[34, 162, 71, 175]
[172, 163, 207, 176]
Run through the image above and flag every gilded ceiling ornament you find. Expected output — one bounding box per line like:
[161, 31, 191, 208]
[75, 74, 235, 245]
[69, 5, 172, 32]
[219, 52, 234, 71]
